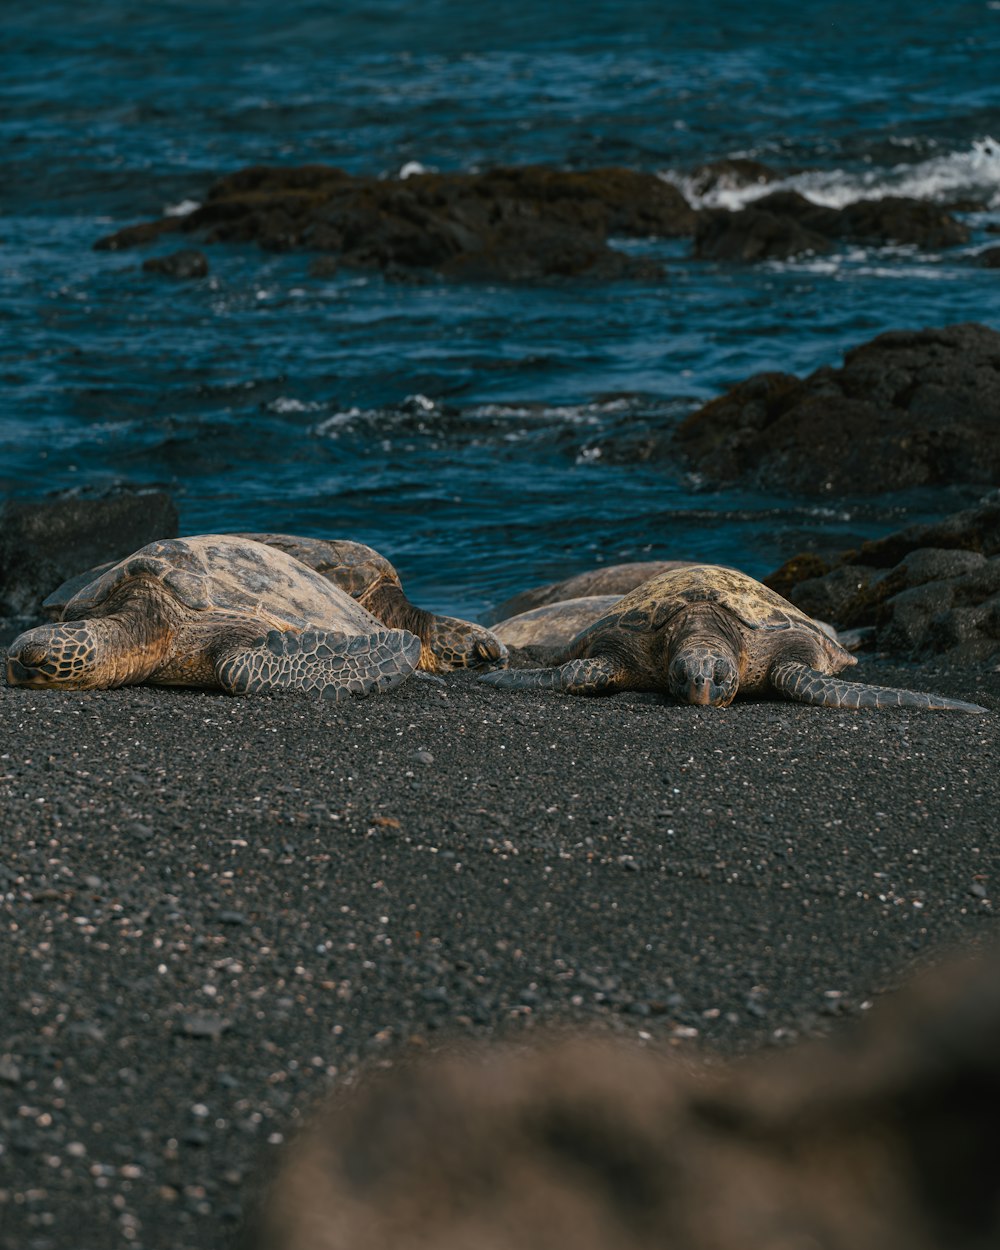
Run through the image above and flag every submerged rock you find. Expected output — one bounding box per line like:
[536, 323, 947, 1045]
[96, 164, 697, 282]
[142, 248, 210, 278]
[765, 492, 1000, 660]
[673, 322, 1000, 495]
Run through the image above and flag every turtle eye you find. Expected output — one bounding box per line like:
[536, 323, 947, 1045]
[714, 657, 735, 684]
[16, 643, 48, 669]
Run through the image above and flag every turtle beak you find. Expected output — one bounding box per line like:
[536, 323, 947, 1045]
[6, 655, 41, 687]
[6, 630, 66, 687]
[687, 675, 717, 706]
[669, 651, 739, 707]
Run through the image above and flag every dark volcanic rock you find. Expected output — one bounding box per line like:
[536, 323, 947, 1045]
[142, 248, 210, 278]
[0, 489, 178, 619]
[766, 493, 1000, 660]
[94, 164, 697, 282]
[245, 952, 1000, 1250]
[977, 246, 1000, 268]
[694, 189, 970, 262]
[94, 218, 182, 251]
[673, 322, 1000, 495]
[695, 191, 833, 261]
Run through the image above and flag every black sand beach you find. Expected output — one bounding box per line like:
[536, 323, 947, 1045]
[1, 652, 997, 1249]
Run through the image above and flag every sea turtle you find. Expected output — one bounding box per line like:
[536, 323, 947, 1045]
[484, 559, 693, 624]
[481, 564, 985, 711]
[43, 532, 506, 675]
[491, 595, 625, 649]
[489, 584, 852, 653]
[7, 535, 422, 699]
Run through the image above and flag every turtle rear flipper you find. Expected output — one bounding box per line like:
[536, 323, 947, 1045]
[770, 661, 986, 713]
[480, 656, 625, 696]
[217, 628, 421, 700]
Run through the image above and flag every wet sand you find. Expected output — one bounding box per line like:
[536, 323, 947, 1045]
[1, 653, 997, 1249]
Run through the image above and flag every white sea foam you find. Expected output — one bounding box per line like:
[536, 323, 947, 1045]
[313, 408, 364, 436]
[403, 393, 437, 411]
[667, 137, 1000, 212]
[164, 199, 201, 217]
[268, 397, 322, 414]
[762, 251, 965, 280]
[398, 161, 433, 179]
[464, 398, 638, 424]
[311, 394, 677, 443]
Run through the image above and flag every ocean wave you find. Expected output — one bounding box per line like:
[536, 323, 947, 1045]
[311, 393, 691, 453]
[164, 198, 202, 217]
[760, 252, 966, 279]
[669, 137, 1000, 212]
[266, 396, 324, 414]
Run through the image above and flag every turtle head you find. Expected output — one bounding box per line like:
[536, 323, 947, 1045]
[667, 645, 740, 707]
[421, 616, 509, 674]
[6, 621, 105, 690]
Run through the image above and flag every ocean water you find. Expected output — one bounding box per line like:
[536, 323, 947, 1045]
[2, 0, 999, 617]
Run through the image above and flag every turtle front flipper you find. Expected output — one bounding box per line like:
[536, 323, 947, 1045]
[480, 656, 625, 696]
[769, 661, 987, 713]
[216, 628, 421, 700]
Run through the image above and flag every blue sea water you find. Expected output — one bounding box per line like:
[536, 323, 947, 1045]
[2, 1, 1000, 616]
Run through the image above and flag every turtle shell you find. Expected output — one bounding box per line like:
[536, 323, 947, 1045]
[43, 532, 401, 619]
[492, 595, 624, 649]
[63, 535, 384, 634]
[575, 565, 847, 653]
[485, 559, 694, 624]
[233, 533, 401, 600]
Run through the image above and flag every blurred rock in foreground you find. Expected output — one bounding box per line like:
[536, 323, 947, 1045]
[242, 949, 1000, 1250]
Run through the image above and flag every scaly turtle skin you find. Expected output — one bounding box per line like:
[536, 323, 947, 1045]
[484, 560, 693, 624]
[43, 532, 506, 676]
[8, 535, 421, 699]
[482, 565, 986, 712]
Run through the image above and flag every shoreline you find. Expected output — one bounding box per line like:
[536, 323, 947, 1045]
[1, 652, 997, 1248]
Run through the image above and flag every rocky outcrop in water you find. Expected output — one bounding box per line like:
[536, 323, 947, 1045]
[96, 164, 697, 282]
[242, 952, 1000, 1250]
[694, 190, 970, 261]
[0, 489, 178, 639]
[765, 492, 1000, 661]
[673, 322, 1000, 495]
[141, 248, 209, 279]
[94, 162, 980, 278]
